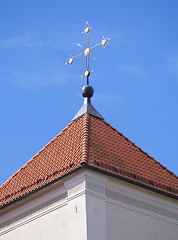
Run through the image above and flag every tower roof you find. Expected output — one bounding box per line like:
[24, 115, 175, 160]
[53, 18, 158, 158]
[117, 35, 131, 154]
[0, 112, 178, 208]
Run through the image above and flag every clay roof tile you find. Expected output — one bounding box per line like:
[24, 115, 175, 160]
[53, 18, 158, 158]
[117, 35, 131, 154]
[0, 113, 178, 207]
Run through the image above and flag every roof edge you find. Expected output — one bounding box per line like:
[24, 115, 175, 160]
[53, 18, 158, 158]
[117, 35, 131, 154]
[1, 163, 177, 210]
[100, 118, 178, 181]
[85, 165, 178, 200]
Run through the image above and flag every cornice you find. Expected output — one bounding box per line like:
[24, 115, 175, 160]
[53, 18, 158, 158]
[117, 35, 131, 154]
[0, 169, 177, 237]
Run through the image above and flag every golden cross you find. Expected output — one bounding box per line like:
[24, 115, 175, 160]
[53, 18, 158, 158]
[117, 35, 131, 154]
[66, 22, 110, 85]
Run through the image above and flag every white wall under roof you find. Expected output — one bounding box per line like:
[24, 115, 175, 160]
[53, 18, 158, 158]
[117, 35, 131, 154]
[0, 169, 177, 240]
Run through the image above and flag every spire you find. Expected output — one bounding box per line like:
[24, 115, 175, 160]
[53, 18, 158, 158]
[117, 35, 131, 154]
[65, 21, 110, 121]
[72, 84, 104, 121]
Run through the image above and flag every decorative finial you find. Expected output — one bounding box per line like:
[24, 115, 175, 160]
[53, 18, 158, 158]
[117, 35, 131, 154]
[66, 21, 110, 85]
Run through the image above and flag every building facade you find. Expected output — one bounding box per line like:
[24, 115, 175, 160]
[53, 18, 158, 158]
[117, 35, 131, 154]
[0, 94, 178, 240]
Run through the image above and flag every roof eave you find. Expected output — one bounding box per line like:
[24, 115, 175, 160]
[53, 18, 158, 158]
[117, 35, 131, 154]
[84, 165, 178, 200]
[1, 163, 177, 210]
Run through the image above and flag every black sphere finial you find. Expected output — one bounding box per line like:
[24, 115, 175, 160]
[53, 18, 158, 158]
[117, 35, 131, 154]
[81, 85, 94, 98]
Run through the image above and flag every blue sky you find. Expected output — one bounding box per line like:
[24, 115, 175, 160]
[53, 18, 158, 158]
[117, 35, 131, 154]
[0, 0, 178, 185]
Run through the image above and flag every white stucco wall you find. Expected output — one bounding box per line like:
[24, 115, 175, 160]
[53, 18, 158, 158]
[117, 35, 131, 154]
[0, 169, 177, 240]
[1, 204, 68, 240]
[0, 183, 70, 240]
[106, 202, 177, 240]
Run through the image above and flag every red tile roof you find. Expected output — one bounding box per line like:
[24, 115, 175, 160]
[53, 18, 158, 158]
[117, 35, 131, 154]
[0, 113, 178, 207]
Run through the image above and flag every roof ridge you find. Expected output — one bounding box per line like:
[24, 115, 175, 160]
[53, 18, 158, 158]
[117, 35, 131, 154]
[81, 113, 90, 164]
[100, 118, 178, 180]
[0, 119, 78, 192]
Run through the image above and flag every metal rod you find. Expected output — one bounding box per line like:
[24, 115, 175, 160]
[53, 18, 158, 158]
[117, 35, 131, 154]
[90, 43, 101, 52]
[73, 52, 84, 60]
[90, 33, 97, 48]
[77, 57, 84, 70]
[90, 53, 96, 60]
[77, 43, 84, 50]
